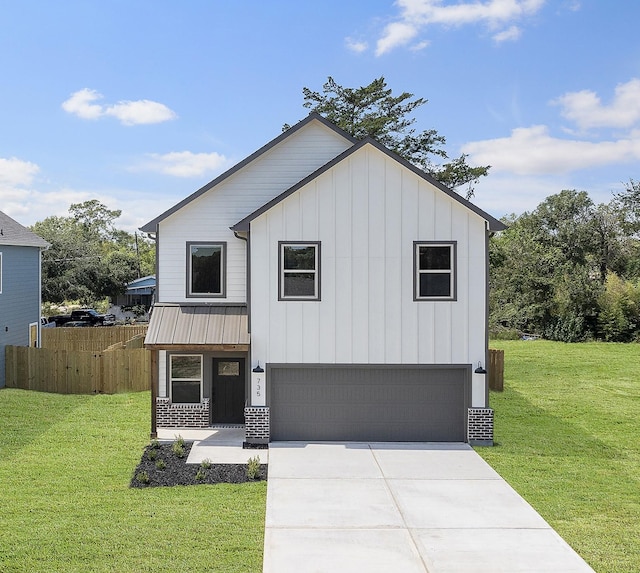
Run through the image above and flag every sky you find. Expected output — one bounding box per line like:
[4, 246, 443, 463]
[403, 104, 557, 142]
[2, 0, 640, 232]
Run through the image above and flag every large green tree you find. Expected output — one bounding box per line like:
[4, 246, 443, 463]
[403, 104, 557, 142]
[32, 201, 154, 306]
[289, 76, 490, 199]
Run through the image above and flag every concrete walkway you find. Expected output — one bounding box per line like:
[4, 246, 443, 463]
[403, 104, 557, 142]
[263, 442, 595, 573]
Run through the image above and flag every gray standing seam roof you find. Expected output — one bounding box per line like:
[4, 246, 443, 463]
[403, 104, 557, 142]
[144, 304, 250, 347]
[0, 211, 50, 248]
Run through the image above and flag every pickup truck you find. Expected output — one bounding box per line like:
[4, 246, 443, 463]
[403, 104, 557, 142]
[48, 309, 116, 327]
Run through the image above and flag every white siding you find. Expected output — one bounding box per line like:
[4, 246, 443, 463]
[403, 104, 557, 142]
[155, 121, 352, 303]
[250, 144, 489, 406]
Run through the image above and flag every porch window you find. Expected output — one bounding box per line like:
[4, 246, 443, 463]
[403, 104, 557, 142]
[170, 354, 202, 403]
[279, 242, 320, 300]
[187, 242, 226, 297]
[414, 242, 456, 300]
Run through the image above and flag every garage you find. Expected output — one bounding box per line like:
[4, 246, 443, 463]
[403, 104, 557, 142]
[268, 364, 470, 442]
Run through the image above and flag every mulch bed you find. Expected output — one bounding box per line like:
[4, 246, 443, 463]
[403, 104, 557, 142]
[130, 442, 268, 488]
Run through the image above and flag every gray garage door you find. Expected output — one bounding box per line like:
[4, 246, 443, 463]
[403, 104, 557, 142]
[269, 365, 469, 442]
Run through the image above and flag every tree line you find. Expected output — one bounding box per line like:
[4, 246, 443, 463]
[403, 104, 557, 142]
[490, 181, 640, 342]
[31, 200, 155, 307]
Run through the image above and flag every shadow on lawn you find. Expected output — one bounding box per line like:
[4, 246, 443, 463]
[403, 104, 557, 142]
[0, 389, 93, 460]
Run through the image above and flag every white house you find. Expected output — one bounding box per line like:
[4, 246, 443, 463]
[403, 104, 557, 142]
[141, 113, 505, 445]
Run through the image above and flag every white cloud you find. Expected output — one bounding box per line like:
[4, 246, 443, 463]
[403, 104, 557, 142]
[62, 88, 177, 126]
[0, 157, 39, 186]
[462, 125, 640, 175]
[375, 0, 545, 55]
[345, 37, 368, 53]
[136, 151, 231, 178]
[553, 78, 640, 131]
[493, 25, 521, 42]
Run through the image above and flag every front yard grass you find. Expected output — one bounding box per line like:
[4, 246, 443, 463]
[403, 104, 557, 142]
[479, 340, 640, 573]
[0, 390, 266, 573]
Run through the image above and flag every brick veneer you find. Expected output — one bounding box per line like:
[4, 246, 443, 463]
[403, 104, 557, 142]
[244, 407, 270, 444]
[467, 407, 494, 446]
[156, 397, 210, 428]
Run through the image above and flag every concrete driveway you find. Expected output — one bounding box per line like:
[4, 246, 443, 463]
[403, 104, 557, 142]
[263, 442, 595, 573]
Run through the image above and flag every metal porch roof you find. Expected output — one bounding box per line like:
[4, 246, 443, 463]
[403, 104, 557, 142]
[144, 304, 250, 349]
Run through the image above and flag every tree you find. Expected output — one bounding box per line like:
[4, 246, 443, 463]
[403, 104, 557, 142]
[31, 201, 155, 306]
[289, 76, 490, 199]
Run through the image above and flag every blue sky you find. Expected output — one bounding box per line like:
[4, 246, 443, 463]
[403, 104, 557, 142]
[2, 0, 640, 232]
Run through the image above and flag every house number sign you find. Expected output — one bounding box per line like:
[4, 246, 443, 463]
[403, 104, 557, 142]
[251, 366, 266, 407]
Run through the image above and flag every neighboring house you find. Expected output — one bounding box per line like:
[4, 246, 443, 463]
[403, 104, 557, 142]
[113, 275, 155, 308]
[0, 211, 50, 388]
[141, 113, 506, 445]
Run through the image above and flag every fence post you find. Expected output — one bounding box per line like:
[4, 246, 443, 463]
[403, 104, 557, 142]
[489, 349, 504, 391]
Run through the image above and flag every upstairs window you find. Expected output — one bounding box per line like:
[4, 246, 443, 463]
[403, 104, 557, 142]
[279, 242, 320, 301]
[187, 242, 226, 298]
[414, 242, 456, 301]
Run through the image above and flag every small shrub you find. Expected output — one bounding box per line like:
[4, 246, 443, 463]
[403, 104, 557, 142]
[135, 471, 150, 484]
[147, 448, 157, 461]
[246, 456, 261, 480]
[201, 458, 212, 469]
[195, 468, 206, 482]
[155, 459, 166, 470]
[172, 435, 185, 458]
[149, 439, 160, 450]
[172, 442, 185, 458]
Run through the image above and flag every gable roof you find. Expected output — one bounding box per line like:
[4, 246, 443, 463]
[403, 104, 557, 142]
[0, 211, 50, 248]
[231, 137, 507, 233]
[139, 112, 357, 233]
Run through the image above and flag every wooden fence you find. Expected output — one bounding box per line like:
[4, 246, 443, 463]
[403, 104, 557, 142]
[41, 325, 148, 351]
[489, 348, 505, 391]
[5, 326, 151, 394]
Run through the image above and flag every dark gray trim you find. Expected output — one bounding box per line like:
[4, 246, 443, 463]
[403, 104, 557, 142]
[485, 223, 490, 407]
[139, 113, 357, 233]
[186, 241, 227, 299]
[247, 232, 251, 332]
[154, 225, 160, 302]
[277, 241, 321, 301]
[232, 137, 506, 233]
[413, 241, 457, 301]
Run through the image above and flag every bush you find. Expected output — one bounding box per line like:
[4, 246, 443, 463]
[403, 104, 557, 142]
[246, 456, 261, 480]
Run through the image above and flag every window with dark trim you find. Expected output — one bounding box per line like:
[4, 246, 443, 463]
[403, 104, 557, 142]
[414, 242, 456, 300]
[279, 242, 320, 300]
[170, 354, 202, 403]
[187, 242, 226, 297]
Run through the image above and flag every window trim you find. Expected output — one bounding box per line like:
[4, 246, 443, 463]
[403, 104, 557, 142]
[278, 241, 321, 301]
[169, 354, 203, 404]
[413, 241, 457, 301]
[186, 241, 226, 298]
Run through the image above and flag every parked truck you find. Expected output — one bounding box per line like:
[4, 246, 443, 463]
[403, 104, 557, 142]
[47, 309, 116, 327]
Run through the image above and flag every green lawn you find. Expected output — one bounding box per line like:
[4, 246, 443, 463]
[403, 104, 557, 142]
[478, 340, 640, 573]
[0, 390, 266, 573]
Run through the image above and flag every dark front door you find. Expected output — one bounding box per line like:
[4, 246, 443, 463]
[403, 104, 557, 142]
[211, 358, 245, 424]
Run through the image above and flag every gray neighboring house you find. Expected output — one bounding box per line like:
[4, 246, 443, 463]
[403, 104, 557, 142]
[0, 211, 49, 388]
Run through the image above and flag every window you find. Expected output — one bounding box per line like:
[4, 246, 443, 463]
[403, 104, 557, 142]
[279, 242, 320, 300]
[414, 242, 456, 300]
[187, 242, 226, 297]
[170, 354, 202, 403]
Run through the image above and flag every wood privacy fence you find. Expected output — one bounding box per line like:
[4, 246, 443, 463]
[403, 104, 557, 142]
[41, 325, 148, 351]
[489, 348, 505, 391]
[6, 326, 151, 394]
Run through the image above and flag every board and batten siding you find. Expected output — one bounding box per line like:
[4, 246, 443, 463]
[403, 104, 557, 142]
[156, 121, 352, 303]
[0, 245, 42, 387]
[249, 144, 488, 405]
